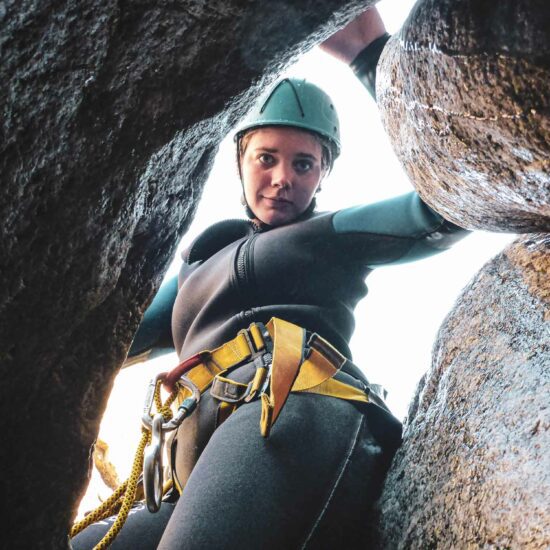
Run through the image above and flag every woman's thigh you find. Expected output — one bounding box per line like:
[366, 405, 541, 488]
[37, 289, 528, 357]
[158, 394, 395, 550]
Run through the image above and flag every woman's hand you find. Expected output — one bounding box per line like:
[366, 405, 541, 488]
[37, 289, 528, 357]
[319, 6, 386, 65]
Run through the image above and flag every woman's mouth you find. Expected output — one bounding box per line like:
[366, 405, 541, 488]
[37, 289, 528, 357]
[262, 196, 292, 206]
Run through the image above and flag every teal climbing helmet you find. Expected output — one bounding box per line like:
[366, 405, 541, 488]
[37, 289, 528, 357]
[235, 78, 341, 159]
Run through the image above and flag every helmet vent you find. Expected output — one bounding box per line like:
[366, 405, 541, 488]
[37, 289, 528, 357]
[260, 78, 305, 118]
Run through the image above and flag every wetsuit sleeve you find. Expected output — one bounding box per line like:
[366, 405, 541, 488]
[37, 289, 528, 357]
[350, 32, 391, 100]
[125, 275, 178, 366]
[344, 32, 470, 265]
[332, 192, 470, 267]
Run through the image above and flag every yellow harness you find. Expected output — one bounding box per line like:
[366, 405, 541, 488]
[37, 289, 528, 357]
[166, 318, 370, 436]
[71, 318, 374, 549]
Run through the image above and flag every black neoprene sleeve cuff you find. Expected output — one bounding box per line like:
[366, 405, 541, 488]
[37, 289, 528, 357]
[350, 32, 391, 100]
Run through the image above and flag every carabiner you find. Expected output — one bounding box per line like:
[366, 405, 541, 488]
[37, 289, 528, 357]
[142, 373, 165, 430]
[142, 374, 201, 432]
[142, 376, 201, 513]
[143, 413, 164, 513]
[162, 375, 201, 431]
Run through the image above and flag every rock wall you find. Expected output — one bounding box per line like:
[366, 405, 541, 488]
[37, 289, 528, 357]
[377, 0, 550, 233]
[374, 0, 549, 545]
[2, 0, 549, 547]
[0, 1, 367, 547]
[375, 235, 549, 548]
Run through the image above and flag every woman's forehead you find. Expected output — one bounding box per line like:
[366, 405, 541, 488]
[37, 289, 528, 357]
[246, 127, 322, 154]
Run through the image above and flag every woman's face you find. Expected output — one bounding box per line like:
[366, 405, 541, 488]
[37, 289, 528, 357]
[240, 127, 324, 226]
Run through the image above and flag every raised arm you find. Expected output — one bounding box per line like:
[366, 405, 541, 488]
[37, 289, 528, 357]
[321, 7, 470, 266]
[320, 6, 390, 99]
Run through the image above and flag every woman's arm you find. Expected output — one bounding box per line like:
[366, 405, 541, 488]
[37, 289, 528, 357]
[320, 6, 390, 99]
[124, 219, 253, 366]
[332, 193, 470, 267]
[319, 6, 386, 64]
[124, 275, 177, 367]
[322, 7, 470, 266]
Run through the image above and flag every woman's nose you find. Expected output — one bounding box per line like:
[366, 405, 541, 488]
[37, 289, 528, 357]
[272, 163, 293, 189]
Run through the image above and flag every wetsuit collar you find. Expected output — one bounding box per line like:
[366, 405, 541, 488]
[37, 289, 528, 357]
[249, 198, 318, 232]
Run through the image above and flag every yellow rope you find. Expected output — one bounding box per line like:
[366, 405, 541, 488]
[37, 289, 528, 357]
[92, 429, 150, 550]
[70, 482, 127, 536]
[70, 379, 180, 548]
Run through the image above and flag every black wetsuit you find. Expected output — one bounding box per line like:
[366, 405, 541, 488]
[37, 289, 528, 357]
[72, 35, 470, 550]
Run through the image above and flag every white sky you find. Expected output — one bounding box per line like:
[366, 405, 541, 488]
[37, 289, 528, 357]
[79, 0, 515, 514]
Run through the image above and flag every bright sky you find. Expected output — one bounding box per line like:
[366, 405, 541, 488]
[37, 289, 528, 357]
[79, 0, 515, 515]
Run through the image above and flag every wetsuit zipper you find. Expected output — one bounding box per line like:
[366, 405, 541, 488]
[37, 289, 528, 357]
[235, 220, 264, 318]
[236, 233, 258, 289]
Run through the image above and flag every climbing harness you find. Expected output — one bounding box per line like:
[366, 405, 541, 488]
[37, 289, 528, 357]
[70, 317, 376, 548]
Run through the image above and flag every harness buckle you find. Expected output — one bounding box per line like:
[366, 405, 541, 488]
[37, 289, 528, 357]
[306, 332, 346, 368]
[209, 351, 273, 405]
[244, 352, 272, 402]
[245, 323, 274, 401]
[210, 375, 249, 404]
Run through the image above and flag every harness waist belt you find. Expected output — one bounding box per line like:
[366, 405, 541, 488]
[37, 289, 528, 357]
[165, 318, 372, 438]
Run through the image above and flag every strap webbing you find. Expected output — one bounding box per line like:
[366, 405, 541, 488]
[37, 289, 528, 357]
[261, 318, 306, 436]
[301, 377, 369, 404]
[291, 347, 338, 391]
[168, 318, 370, 438]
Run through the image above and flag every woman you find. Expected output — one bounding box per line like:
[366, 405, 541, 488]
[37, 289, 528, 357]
[73, 8, 468, 549]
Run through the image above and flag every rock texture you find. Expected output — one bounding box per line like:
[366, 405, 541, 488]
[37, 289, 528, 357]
[374, 2, 550, 546]
[375, 234, 550, 549]
[0, 1, 367, 547]
[377, 0, 550, 233]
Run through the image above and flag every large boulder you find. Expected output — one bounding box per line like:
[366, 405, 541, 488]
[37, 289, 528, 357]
[377, 0, 550, 232]
[375, 234, 550, 548]
[0, 1, 366, 547]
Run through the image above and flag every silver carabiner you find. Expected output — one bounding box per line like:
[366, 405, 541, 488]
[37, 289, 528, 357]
[142, 374, 201, 432]
[141, 374, 202, 513]
[161, 375, 201, 431]
[142, 373, 165, 430]
[143, 413, 164, 513]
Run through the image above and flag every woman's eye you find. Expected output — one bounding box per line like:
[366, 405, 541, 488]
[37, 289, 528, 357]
[258, 153, 275, 165]
[294, 159, 313, 174]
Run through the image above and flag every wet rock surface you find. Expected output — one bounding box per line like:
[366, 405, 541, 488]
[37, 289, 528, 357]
[0, 1, 366, 547]
[374, 235, 550, 549]
[377, 0, 550, 232]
